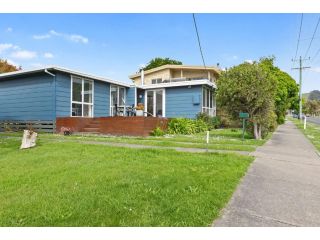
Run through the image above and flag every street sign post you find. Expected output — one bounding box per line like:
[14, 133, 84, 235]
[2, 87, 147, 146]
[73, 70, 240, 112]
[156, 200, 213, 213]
[239, 112, 249, 141]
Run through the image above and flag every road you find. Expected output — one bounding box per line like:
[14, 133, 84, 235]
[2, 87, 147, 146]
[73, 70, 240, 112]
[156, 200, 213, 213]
[307, 116, 320, 125]
[214, 121, 320, 226]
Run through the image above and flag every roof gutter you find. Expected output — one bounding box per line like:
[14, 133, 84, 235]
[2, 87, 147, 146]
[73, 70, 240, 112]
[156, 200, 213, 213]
[44, 69, 55, 77]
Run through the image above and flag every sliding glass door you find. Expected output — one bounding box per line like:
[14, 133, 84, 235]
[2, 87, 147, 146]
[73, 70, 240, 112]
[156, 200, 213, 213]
[110, 85, 126, 116]
[145, 89, 165, 117]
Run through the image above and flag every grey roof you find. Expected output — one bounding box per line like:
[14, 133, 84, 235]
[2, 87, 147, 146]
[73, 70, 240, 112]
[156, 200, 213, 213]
[0, 66, 130, 87]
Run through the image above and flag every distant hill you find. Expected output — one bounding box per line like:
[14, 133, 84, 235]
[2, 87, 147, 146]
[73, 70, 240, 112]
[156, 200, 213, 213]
[308, 90, 320, 100]
[302, 90, 320, 101]
[302, 92, 310, 100]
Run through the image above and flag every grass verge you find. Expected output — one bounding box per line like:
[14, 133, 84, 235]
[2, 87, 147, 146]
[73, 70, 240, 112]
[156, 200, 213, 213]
[290, 117, 320, 151]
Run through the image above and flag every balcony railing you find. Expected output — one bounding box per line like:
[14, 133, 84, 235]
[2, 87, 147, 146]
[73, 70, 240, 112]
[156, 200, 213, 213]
[152, 77, 214, 84]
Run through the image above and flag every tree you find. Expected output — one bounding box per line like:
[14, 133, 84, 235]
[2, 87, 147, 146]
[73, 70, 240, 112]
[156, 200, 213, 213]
[0, 59, 21, 73]
[304, 100, 320, 116]
[259, 57, 299, 124]
[217, 62, 276, 139]
[142, 57, 182, 71]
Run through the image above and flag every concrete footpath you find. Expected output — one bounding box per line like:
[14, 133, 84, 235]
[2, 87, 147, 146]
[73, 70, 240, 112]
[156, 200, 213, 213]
[214, 121, 320, 226]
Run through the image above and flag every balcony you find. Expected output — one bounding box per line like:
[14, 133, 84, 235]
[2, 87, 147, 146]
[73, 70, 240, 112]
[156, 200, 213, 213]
[152, 77, 214, 85]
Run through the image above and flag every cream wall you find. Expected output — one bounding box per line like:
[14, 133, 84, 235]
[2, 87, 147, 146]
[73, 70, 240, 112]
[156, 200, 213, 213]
[131, 68, 217, 86]
[132, 69, 171, 85]
[167, 69, 216, 82]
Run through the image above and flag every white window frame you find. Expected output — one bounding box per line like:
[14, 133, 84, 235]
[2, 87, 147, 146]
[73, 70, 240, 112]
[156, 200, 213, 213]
[144, 88, 166, 117]
[70, 76, 94, 117]
[110, 85, 127, 116]
[202, 86, 216, 117]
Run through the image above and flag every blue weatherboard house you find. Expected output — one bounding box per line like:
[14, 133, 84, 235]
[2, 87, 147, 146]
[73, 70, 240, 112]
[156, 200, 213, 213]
[0, 64, 219, 132]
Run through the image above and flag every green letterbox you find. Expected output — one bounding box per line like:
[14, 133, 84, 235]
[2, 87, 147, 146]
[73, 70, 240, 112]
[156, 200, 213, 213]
[239, 112, 249, 141]
[239, 112, 249, 119]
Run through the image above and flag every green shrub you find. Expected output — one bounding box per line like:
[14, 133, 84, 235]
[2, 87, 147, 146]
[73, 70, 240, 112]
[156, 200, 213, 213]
[196, 112, 221, 129]
[151, 127, 165, 136]
[168, 118, 209, 135]
[194, 119, 209, 133]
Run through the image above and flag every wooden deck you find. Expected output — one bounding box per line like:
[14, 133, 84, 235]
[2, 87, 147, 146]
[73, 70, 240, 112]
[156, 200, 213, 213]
[56, 116, 168, 137]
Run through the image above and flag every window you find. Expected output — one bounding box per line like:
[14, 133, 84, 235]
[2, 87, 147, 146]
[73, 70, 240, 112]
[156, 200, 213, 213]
[202, 87, 216, 117]
[110, 85, 126, 116]
[71, 76, 93, 117]
[151, 78, 162, 84]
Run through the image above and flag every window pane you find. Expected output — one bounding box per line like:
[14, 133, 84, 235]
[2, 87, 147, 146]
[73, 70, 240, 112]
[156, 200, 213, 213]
[147, 91, 154, 116]
[72, 78, 82, 102]
[72, 103, 82, 116]
[83, 80, 93, 103]
[156, 90, 163, 117]
[119, 87, 125, 106]
[111, 86, 117, 106]
[207, 89, 210, 108]
[83, 104, 93, 117]
[209, 90, 213, 108]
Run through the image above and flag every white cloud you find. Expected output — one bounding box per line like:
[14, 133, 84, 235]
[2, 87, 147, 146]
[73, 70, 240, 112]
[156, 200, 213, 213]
[0, 43, 14, 53]
[49, 30, 59, 36]
[6, 27, 13, 32]
[33, 30, 89, 44]
[68, 34, 88, 44]
[245, 59, 254, 64]
[310, 67, 320, 73]
[232, 55, 238, 60]
[11, 50, 37, 60]
[33, 34, 51, 40]
[7, 59, 19, 67]
[43, 52, 54, 59]
[0, 43, 20, 54]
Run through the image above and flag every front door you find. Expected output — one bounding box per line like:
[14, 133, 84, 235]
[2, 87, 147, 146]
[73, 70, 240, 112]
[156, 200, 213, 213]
[145, 89, 165, 117]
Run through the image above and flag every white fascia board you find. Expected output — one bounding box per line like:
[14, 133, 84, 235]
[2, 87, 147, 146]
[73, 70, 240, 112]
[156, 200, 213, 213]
[52, 66, 130, 87]
[139, 80, 216, 89]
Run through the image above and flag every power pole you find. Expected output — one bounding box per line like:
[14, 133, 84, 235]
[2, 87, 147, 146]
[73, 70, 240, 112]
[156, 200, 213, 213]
[292, 56, 310, 120]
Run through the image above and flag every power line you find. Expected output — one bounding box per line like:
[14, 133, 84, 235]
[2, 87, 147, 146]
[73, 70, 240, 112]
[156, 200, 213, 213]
[192, 13, 206, 69]
[304, 16, 320, 59]
[293, 13, 304, 65]
[311, 47, 320, 63]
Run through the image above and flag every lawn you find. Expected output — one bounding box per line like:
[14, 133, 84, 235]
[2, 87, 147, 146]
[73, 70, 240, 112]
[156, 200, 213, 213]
[290, 117, 320, 151]
[0, 136, 253, 226]
[1, 128, 267, 152]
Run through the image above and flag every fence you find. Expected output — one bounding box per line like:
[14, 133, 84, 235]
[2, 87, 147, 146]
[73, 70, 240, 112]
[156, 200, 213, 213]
[0, 120, 56, 133]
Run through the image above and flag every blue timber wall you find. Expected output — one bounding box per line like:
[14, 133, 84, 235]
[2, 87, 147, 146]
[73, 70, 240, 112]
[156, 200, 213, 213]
[165, 85, 202, 118]
[0, 71, 123, 121]
[55, 72, 111, 117]
[126, 87, 136, 106]
[0, 73, 55, 120]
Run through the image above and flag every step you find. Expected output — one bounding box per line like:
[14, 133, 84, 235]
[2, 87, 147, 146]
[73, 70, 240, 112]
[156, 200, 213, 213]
[76, 132, 101, 135]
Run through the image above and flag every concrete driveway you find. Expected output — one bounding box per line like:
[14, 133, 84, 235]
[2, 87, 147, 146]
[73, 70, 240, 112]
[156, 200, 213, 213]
[214, 121, 320, 226]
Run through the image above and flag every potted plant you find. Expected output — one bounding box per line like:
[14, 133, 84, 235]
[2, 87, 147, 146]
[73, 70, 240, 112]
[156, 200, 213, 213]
[136, 103, 144, 116]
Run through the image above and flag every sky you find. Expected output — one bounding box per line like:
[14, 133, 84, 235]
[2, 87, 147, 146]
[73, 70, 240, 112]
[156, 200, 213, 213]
[0, 13, 319, 93]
